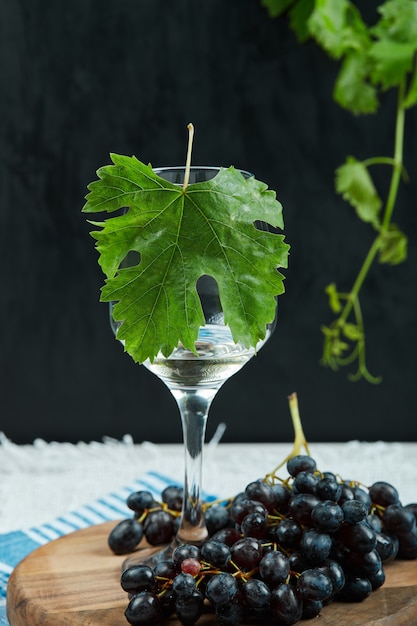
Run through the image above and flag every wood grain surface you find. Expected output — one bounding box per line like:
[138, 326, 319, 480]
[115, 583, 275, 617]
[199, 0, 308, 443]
[6, 521, 417, 626]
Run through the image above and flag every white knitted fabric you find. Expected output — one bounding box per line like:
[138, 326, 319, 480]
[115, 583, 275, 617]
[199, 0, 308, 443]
[1, 433, 416, 534]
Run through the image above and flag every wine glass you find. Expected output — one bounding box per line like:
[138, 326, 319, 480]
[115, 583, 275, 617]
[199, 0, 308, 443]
[110, 166, 277, 556]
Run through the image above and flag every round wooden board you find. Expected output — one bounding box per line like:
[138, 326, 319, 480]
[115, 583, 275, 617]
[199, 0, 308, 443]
[6, 521, 417, 626]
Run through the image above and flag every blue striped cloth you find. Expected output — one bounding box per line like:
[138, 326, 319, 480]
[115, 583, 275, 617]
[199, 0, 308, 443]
[0, 471, 215, 626]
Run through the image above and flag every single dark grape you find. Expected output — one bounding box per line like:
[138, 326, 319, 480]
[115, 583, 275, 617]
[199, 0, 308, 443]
[287, 493, 320, 525]
[124, 591, 161, 625]
[144, 510, 174, 545]
[242, 578, 271, 609]
[259, 550, 290, 586]
[172, 543, 201, 568]
[230, 537, 263, 570]
[126, 490, 156, 515]
[161, 485, 184, 512]
[287, 454, 317, 476]
[297, 568, 333, 601]
[288, 551, 309, 574]
[346, 548, 382, 576]
[369, 481, 399, 507]
[302, 598, 323, 619]
[338, 521, 377, 554]
[201, 540, 231, 568]
[245, 479, 277, 511]
[230, 497, 267, 524]
[292, 470, 319, 495]
[154, 560, 177, 580]
[108, 518, 144, 555]
[316, 476, 342, 502]
[311, 500, 344, 532]
[269, 518, 302, 549]
[337, 575, 372, 602]
[383, 504, 416, 535]
[301, 528, 332, 564]
[342, 499, 368, 524]
[206, 572, 238, 605]
[270, 582, 303, 625]
[121, 565, 156, 593]
[204, 504, 230, 535]
[172, 572, 196, 597]
[175, 588, 204, 625]
[241, 511, 268, 538]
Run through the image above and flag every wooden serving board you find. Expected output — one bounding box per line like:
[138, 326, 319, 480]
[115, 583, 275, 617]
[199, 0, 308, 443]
[6, 521, 417, 626]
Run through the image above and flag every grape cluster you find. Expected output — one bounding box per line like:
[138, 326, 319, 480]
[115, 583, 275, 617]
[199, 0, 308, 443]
[109, 455, 417, 625]
[108, 485, 183, 555]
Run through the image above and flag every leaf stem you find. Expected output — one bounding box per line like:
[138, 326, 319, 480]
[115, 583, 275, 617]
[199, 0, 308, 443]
[382, 79, 406, 230]
[336, 236, 381, 326]
[183, 123, 195, 191]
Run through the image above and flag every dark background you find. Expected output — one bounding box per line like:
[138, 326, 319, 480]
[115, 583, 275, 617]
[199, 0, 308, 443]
[1, 0, 416, 445]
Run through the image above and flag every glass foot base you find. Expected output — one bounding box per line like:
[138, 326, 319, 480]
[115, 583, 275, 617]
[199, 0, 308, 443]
[121, 530, 208, 571]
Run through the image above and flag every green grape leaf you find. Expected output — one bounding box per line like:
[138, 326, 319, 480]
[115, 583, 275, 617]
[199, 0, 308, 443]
[369, 39, 416, 89]
[335, 156, 382, 227]
[371, 0, 417, 44]
[83, 155, 289, 364]
[289, 0, 315, 42]
[334, 52, 379, 114]
[378, 224, 408, 265]
[260, 0, 295, 18]
[307, 0, 350, 59]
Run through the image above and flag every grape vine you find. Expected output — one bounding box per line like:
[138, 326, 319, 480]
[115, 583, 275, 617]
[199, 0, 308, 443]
[260, 0, 417, 382]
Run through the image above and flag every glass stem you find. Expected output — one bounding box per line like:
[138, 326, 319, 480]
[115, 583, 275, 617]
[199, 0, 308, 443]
[171, 387, 217, 544]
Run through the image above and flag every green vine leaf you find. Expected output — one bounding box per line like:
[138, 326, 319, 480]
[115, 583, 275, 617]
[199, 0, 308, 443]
[378, 224, 408, 265]
[83, 155, 289, 364]
[307, 0, 350, 60]
[369, 39, 417, 89]
[335, 156, 382, 227]
[371, 0, 417, 43]
[289, 0, 315, 41]
[334, 51, 379, 114]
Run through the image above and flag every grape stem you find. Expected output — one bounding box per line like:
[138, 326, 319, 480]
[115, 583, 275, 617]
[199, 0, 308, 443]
[266, 392, 310, 480]
[182, 123, 195, 191]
